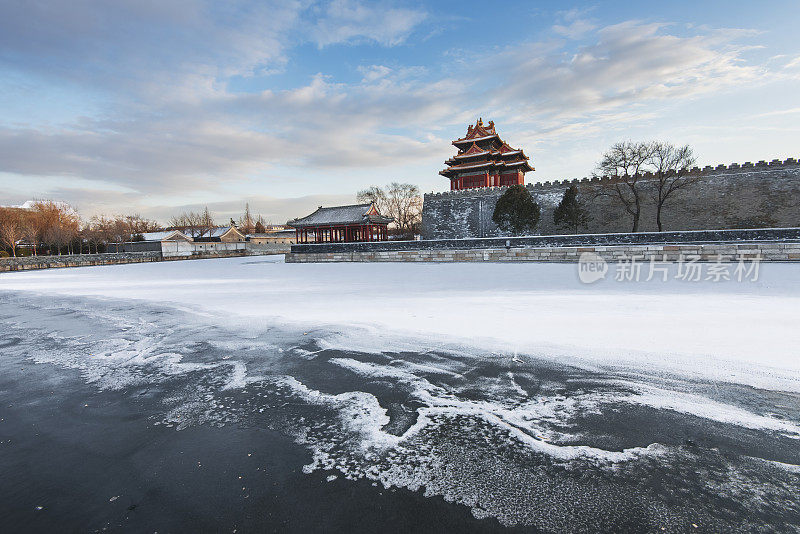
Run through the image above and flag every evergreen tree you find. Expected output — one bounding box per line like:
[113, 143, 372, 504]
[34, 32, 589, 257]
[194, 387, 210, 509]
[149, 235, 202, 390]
[492, 185, 540, 236]
[553, 185, 589, 234]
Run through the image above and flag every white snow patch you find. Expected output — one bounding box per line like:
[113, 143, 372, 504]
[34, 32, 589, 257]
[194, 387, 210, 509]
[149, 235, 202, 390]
[2, 257, 799, 392]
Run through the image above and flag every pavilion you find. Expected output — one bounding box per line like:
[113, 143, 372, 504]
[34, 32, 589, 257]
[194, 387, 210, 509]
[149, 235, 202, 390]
[440, 118, 534, 190]
[288, 203, 393, 243]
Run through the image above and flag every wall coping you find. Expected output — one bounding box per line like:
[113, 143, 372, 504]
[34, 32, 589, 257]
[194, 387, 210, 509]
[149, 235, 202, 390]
[291, 227, 800, 254]
[0, 251, 161, 264]
[424, 158, 800, 199]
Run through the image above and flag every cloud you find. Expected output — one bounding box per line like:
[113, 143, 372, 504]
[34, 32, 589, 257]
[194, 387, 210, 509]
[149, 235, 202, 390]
[21, 186, 357, 225]
[358, 65, 393, 82]
[311, 0, 427, 47]
[139, 194, 359, 225]
[0, 0, 304, 96]
[0, 121, 293, 194]
[0, 8, 781, 214]
[552, 19, 596, 39]
[750, 107, 800, 118]
[484, 21, 765, 127]
[0, 67, 458, 195]
[0, 0, 427, 97]
[783, 55, 800, 74]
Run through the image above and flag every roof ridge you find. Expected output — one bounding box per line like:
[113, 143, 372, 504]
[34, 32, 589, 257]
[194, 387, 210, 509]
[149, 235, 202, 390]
[316, 202, 372, 209]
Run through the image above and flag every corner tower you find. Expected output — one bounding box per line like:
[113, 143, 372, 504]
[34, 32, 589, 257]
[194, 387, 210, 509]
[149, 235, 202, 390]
[440, 119, 534, 190]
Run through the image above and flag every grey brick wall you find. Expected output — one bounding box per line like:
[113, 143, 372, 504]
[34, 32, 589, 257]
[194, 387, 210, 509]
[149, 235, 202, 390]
[421, 159, 800, 239]
[0, 252, 162, 272]
[286, 242, 800, 264]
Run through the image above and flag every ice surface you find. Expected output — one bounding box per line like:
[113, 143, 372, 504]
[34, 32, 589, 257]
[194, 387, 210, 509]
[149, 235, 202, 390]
[1, 255, 798, 391]
[1, 277, 799, 530]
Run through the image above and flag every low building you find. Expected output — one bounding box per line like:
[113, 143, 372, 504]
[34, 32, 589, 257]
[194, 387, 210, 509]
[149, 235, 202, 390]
[288, 203, 393, 243]
[247, 229, 296, 244]
[122, 230, 193, 256]
[194, 226, 246, 243]
[120, 226, 245, 257]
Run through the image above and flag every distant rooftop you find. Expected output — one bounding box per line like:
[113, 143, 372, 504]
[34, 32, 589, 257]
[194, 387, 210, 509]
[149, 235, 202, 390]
[288, 203, 392, 228]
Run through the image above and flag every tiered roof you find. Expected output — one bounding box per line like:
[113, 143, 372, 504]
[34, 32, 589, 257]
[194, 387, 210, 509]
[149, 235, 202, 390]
[288, 203, 393, 228]
[440, 118, 533, 178]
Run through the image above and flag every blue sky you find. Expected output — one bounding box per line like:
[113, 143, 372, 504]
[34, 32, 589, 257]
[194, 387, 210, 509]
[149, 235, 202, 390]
[2, 0, 799, 224]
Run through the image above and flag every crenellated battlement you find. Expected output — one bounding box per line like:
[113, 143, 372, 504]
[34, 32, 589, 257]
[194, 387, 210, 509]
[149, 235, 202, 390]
[422, 157, 800, 239]
[424, 157, 800, 200]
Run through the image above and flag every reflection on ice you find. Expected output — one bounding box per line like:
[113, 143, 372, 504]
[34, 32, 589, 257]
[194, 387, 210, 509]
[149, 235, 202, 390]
[1, 292, 799, 530]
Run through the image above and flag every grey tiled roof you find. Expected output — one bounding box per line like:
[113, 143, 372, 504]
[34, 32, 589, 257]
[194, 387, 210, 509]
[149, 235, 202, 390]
[288, 203, 393, 228]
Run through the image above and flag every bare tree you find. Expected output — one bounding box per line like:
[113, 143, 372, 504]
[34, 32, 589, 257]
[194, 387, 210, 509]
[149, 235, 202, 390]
[254, 214, 267, 233]
[358, 182, 422, 238]
[169, 211, 205, 238]
[595, 141, 654, 233]
[649, 142, 698, 232]
[201, 206, 215, 236]
[21, 210, 40, 256]
[0, 208, 23, 257]
[357, 186, 387, 212]
[34, 201, 80, 255]
[386, 183, 422, 237]
[109, 216, 130, 252]
[238, 203, 254, 234]
[84, 218, 102, 254]
[124, 214, 160, 241]
[89, 215, 116, 253]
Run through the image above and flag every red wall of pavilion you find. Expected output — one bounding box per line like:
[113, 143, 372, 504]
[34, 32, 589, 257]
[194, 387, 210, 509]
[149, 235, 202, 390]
[451, 170, 524, 190]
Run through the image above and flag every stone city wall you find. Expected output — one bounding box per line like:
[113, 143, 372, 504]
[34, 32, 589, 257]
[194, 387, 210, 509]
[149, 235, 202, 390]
[290, 227, 800, 254]
[422, 159, 800, 239]
[0, 252, 163, 272]
[245, 242, 291, 255]
[286, 241, 800, 264]
[0, 244, 279, 273]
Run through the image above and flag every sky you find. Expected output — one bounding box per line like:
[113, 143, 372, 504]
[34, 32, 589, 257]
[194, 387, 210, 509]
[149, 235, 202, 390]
[1, 0, 799, 225]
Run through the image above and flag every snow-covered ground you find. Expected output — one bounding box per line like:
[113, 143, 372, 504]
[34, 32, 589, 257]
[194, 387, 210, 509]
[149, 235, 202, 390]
[2, 255, 799, 530]
[1, 255, 798, 391]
